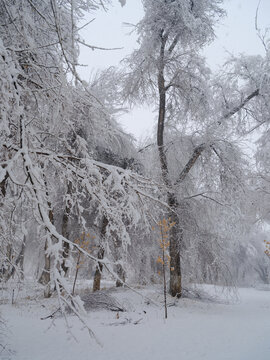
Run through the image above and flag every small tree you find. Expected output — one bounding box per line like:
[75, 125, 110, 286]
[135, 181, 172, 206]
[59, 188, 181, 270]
[72, 232, 94, 295]
[264, 240, 270, 259]
[156, 218, 175, 319]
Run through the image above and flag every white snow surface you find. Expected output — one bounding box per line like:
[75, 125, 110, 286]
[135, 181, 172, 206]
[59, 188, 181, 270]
[1, 283, 270, 360]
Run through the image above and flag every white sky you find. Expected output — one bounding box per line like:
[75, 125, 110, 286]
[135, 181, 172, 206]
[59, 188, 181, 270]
[78, 0, 270, 142]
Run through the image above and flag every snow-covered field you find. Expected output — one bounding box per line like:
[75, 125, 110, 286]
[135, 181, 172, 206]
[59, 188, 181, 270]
[1, 283, 270, 360]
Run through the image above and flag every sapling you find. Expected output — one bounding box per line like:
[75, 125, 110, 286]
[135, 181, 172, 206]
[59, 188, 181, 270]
[156, 218, 175, 319]
[264, 240, 270, 259]
[72, 232, 94, 295]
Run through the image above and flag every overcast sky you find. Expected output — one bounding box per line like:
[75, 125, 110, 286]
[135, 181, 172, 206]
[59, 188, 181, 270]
[78, 0, 270, 141]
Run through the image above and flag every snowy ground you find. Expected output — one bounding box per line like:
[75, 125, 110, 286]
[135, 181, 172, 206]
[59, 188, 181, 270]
[1, 282, 270, 360]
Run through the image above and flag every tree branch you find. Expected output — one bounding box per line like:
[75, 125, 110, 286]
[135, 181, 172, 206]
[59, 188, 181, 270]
[174, 88, 260, 185]
[168, 34, 180, 53]
[78, 39, 123, 51]
[174, 143, 206, 185]
[221, 88, 259, 122]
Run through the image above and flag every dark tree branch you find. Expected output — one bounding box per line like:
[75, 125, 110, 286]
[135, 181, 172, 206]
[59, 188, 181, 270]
[174, 143, 206, 185]
[168, 34, 180, 54]
[78, 39, 123, 51]
[174, 88, 260, 185]
[221, 89, 259, 122]
[0, 169, 9, 197]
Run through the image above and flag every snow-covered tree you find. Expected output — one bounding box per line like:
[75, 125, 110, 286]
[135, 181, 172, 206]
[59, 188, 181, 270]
[120, 0, 225, 296]
[0, 1, 164, 323]
[119, 0, 270, 295]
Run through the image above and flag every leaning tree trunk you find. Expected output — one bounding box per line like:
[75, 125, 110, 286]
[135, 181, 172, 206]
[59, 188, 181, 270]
[157, 34, 182, 297]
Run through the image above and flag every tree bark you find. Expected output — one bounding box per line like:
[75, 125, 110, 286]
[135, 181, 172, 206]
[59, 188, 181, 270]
[93, 245, 105, 292]
[93, 216, 108, 292]
[18, 235, 26, 280]
[61, 181, 72, 277]
[38, 206, 53, 292]
[168, 195, 182, 298]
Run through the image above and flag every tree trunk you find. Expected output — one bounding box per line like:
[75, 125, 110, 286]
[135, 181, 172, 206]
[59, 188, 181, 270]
[37, 161, 54, 291]
[157, 35, 182, 297]
[38, 206, 53, 294]
[18, 235, 26, 280]
[93, 216, 108, 292]
[61, 240, 70, 276]
[61, 181, 72, 277]
[115, 263, 125, 287]
[38, 238, 51, 288]
[168, 195, 182, 298]
[93, 246, 105, 292]
[0, 170, 8, 197]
